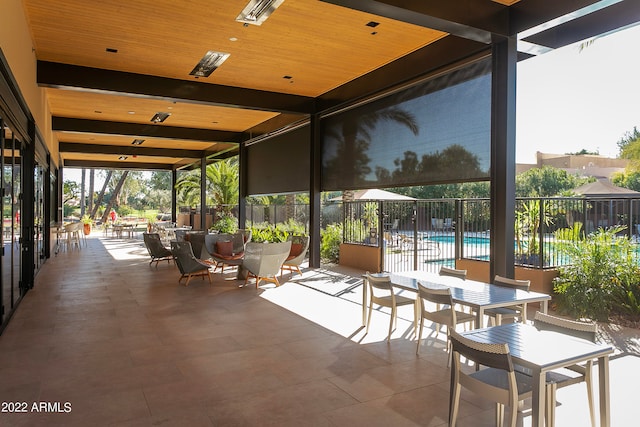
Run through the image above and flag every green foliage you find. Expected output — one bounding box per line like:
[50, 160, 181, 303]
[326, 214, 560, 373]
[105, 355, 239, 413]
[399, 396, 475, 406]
[250, 225, 290, 243]
[81, 215, 92, 225]
[321, 223, 342, 262]
[117, 205, 136, 216]
[553, 226, 636, 321]
[554, 221, 584, 242]
[175, 157, 239, 209]
[515, 200, 553, 259]
[611, 170, 640, 192]
[211, 213, 237, 234]
[515, 166, 591, 197]
[362, 202, 378, 229]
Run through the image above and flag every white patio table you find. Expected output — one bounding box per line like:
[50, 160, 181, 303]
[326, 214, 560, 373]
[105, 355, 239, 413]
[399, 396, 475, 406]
[461, 322, 613, 427]
[362, 270, 551, 328]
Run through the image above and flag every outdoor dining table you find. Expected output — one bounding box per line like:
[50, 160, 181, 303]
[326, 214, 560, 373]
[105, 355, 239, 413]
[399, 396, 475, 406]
[362, 270, 551, 328]
[460, 322, 614, 427]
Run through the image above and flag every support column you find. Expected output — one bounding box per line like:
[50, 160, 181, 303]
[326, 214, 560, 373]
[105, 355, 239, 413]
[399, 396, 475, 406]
[238, 142, 247, 230]
[490, 36, 517, 280]
[308, 114, 321, 268]
[171, 169, 177, 224]
[200, 157, 207, 230]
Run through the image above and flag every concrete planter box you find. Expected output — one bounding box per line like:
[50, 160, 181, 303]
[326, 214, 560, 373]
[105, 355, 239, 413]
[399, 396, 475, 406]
[339, 243, 381, 272]
[456, 259, 558, 295]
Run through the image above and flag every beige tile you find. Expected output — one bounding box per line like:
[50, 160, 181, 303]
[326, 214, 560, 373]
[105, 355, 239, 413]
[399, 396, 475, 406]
[0, 234, 636, 426]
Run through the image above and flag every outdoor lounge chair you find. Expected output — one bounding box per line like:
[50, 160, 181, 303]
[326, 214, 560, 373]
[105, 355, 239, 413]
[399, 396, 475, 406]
[281, 235, 309, 277]
[242, 241, 291, 288]
[170, 241, 212, 286]
[143, 232, 174, 267]
[205, 232, 246, 273]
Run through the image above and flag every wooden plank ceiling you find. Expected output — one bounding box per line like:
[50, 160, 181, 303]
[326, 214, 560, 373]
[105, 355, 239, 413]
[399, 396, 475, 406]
[21, 0, 636, 171]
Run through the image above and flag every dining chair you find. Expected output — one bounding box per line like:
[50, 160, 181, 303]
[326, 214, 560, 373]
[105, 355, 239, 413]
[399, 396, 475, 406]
[449, 330, 533, 427]
[533, 311, 598, 427]
[364, 272, 417, 342]
[170, 241, 212, 286]
[485, 275, 531, 325]
[438, 266, 467, 280]
[438, 266, 469, 315]
[415, 284, 475, 362]
[64, 222, 82, 250]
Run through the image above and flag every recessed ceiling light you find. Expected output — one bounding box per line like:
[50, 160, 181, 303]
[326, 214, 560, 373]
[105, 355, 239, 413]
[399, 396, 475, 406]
[150, 112, 171, 123]
[230, 37, 238, 42]
[236, 0, 284, 26]
[189, 51, 230, 78]
[127, 111, 135, 115]
[131, 139, 145, 145]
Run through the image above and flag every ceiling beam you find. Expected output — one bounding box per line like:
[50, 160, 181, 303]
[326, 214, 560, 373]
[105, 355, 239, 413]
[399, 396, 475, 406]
[63, 160, 177, 170]
[510, 0, 608, 36]
[521, 1, 640, 49]
[37, 61, 316, 114]
[52, 117, 243, 143]
[320, 0, 508, 43]
[59, 142, 207, 158]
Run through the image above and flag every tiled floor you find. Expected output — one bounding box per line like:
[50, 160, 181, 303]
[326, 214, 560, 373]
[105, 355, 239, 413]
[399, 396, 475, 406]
[0, 233, 638, 426]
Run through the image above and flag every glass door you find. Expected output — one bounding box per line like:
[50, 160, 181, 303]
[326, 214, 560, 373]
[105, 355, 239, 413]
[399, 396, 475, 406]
[34, 163, 44, 271]
[1, 118, 23, 327]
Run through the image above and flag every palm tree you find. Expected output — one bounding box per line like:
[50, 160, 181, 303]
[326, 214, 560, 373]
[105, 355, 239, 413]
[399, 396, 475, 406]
[175, 157, 239, 215]
[324, 108, 420, 201]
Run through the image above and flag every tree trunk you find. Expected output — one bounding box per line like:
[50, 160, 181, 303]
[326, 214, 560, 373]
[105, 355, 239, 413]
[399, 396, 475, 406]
[88, 169, 95, 218]
[285, 194, 295, 222]
[80, 169, 86, 217]
[91, 170, 113, 219]
[100, 171, 128, 224]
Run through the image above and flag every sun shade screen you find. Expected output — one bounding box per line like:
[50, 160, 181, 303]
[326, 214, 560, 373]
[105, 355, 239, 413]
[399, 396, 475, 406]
[321, 58, 492, 191]
[246, 125, 310, 195]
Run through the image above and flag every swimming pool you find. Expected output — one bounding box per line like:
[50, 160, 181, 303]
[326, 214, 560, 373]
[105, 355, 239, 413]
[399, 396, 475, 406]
[427, 235, 491, 246]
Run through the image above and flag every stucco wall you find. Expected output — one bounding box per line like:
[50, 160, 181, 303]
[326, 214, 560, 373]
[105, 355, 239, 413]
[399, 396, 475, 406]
[0, 0, 58, 166]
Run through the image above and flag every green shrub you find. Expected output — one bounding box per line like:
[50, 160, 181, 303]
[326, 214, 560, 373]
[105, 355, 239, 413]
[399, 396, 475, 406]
[250, 225, 290, 243]
[321, 223, 342, 263]
[212, 213, 238, 234]
[118, 205, 135, 216]
[553, 226, 638, 321]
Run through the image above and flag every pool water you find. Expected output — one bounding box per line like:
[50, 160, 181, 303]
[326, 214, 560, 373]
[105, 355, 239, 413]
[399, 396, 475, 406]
[427, 235, 491, 246]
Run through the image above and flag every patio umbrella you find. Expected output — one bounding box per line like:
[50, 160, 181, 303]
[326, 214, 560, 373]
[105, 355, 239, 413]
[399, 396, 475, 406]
[329, 189, 416, 201]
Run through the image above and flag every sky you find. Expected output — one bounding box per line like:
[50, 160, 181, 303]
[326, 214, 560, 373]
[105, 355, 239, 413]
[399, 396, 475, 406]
[516, 23, 640, 164]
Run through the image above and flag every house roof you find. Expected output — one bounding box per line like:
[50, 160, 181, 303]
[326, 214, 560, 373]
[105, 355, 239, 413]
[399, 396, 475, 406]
[572, 179, 640, 197]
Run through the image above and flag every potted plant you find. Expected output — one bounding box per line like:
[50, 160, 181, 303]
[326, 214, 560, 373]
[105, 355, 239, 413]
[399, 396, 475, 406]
[81, 215, 92, 235]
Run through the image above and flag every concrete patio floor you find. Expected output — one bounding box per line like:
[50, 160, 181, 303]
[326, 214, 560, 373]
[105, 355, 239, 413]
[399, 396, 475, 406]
[0, 232, 638, 426]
